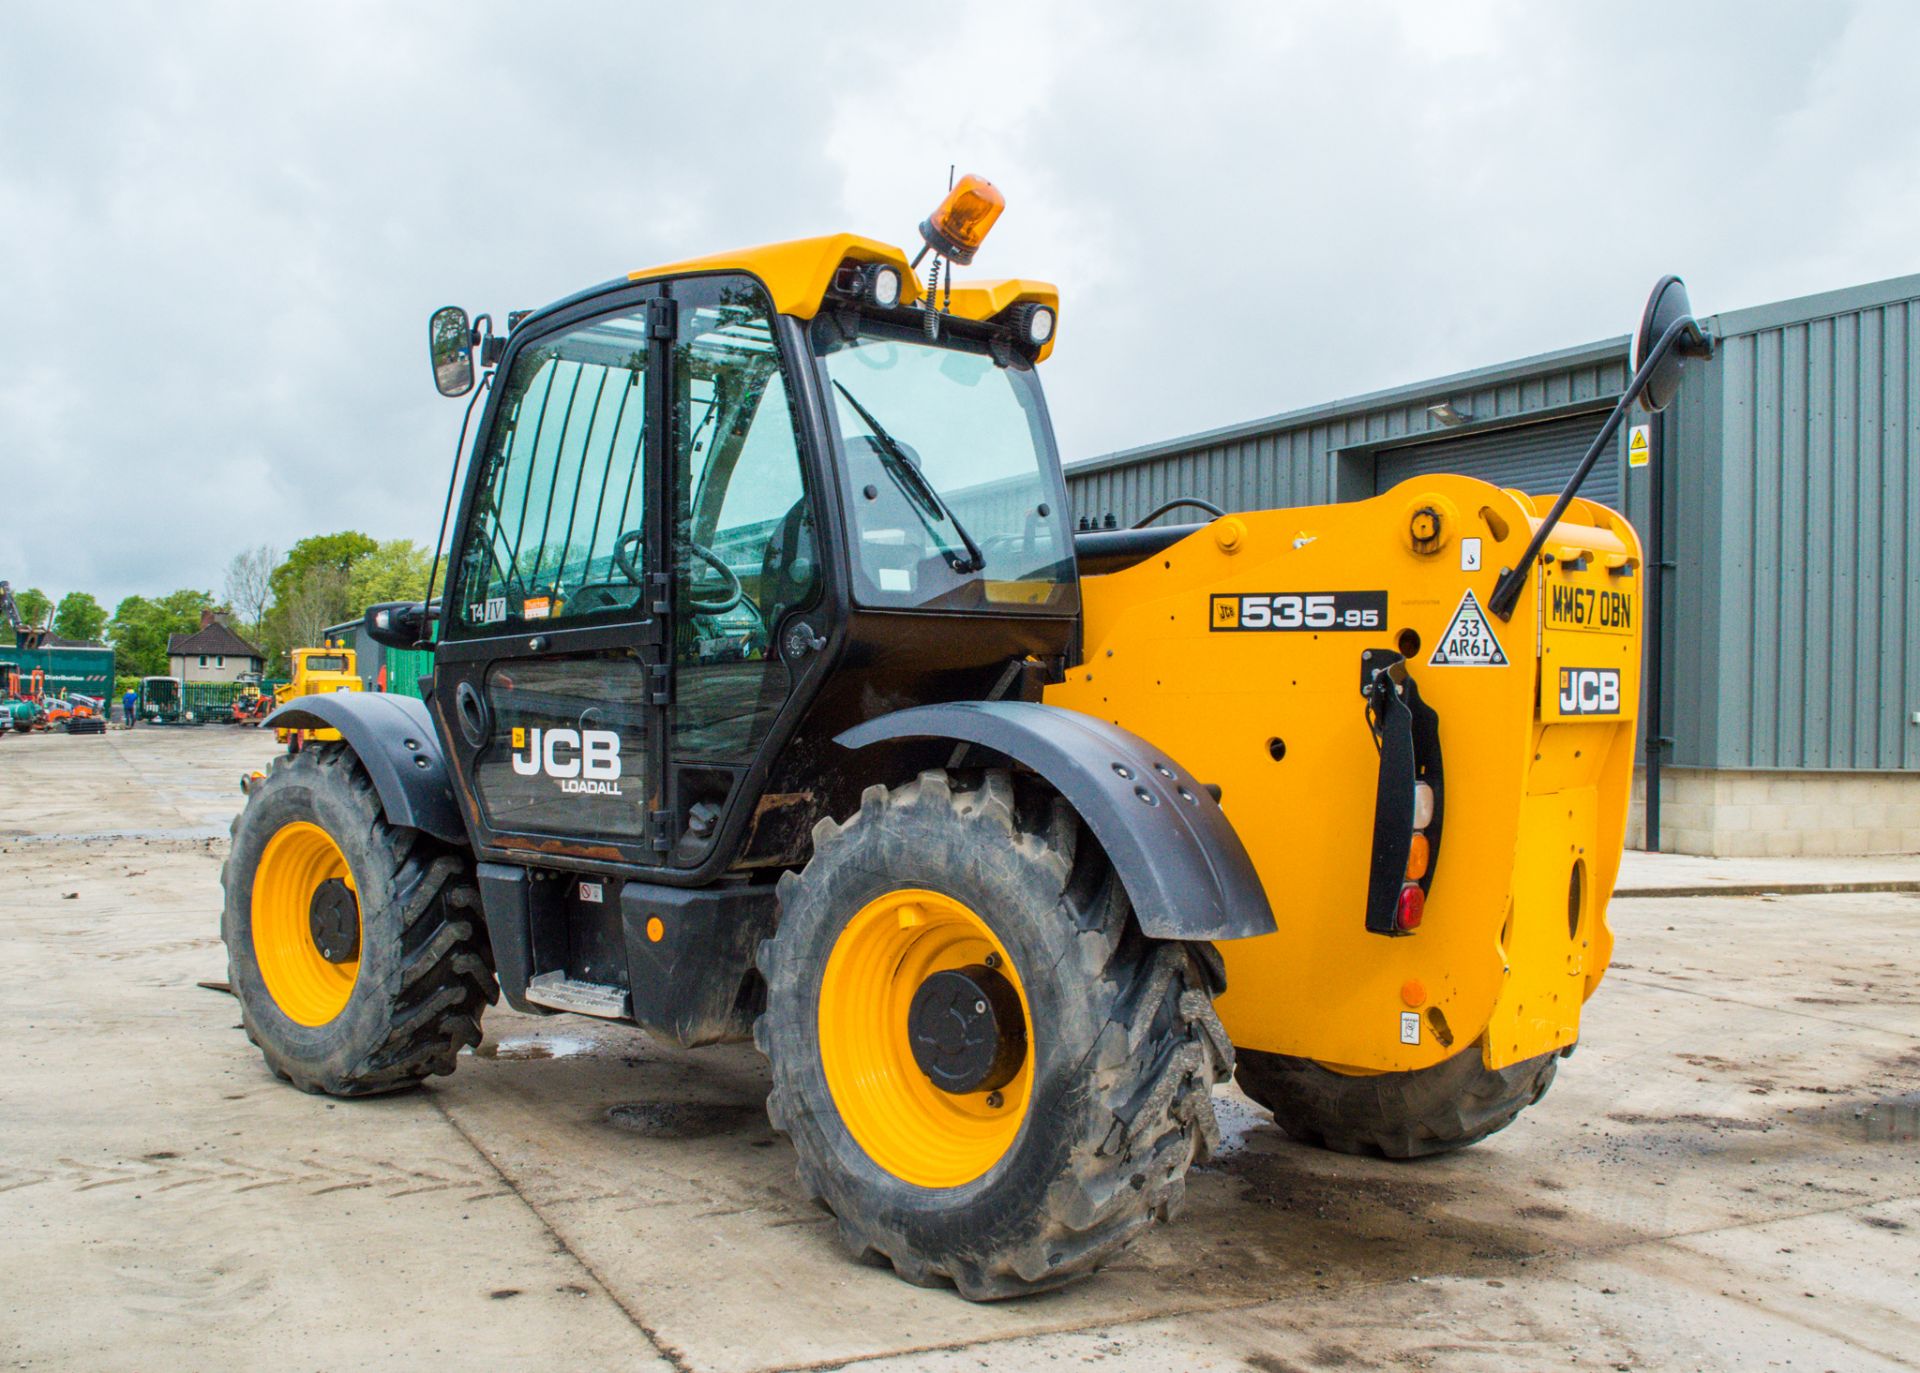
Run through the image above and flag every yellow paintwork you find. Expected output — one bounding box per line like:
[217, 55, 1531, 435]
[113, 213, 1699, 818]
[816, 887, 1032, 1188]
[274, 646, 362, 745]
[251, 821, 360, 1026]
[626, 234, 1059, 361]
[1045, 477, 1642, 1073]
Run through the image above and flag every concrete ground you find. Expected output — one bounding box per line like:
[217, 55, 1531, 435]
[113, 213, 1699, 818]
[1, 725, 1915, 1373]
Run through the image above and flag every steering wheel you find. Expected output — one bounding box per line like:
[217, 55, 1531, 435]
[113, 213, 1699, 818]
[611, 529, 744, 615]
[684, 541, 744, 615]
[612, 529, 646, 586]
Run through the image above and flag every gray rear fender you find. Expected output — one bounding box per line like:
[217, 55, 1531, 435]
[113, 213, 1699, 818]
[835, 701, 1276, 943]
[264, 693, 466, 845]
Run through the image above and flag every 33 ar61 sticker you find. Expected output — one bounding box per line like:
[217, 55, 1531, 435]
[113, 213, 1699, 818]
[1211, 590, 1387, 632]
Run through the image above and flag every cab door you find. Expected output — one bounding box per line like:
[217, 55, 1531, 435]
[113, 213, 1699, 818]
[660, 274, 824, 864]
[432, 286, 675, 864]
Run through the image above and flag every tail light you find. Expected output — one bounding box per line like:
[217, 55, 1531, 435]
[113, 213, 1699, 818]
[1396, 884, 1425, 932]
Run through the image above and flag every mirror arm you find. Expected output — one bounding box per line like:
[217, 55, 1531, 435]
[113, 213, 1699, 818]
[420, 370, 494, 642]
[1485, 316, 1705, 621]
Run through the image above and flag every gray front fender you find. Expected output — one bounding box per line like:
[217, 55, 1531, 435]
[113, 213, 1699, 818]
[264, 693, 465, 844]
[837, 701, 1275, 942]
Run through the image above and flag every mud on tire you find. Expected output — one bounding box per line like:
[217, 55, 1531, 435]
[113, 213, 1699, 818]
[1235, 1045, 1559, 1160]
[755, 768, 1233, 1300]
[221, 745, 496, 1096]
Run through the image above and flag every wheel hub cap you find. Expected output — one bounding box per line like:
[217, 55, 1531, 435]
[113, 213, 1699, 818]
[308, 878, 360, 964]
[907, 964, 1025, 1094]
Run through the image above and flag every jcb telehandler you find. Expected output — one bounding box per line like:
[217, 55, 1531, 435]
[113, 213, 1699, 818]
[226, 176, 1707, 1298]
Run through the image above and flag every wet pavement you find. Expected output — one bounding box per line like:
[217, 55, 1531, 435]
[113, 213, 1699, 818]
[2, 726, 1916, 1371]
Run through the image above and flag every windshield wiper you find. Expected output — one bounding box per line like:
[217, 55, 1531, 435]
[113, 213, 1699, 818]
[832, 380, 985, 574]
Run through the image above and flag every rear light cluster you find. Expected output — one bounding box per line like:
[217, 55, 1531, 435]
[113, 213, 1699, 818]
[1397, 782, 1436, 931]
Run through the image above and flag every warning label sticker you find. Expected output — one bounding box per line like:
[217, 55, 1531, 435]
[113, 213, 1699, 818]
[1628, 423, 1651, 468]
[1428, 589, 1509, 666]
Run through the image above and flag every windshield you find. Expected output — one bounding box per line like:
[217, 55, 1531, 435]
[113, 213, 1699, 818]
[814, 318, 1075, 613]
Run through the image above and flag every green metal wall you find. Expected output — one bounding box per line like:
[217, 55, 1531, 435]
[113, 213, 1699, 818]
[1064, 339, 1631, 527]
[1673, 274, 1920, 772]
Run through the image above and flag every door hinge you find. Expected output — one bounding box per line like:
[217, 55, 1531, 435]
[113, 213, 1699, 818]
[649, 661, 673, 706]
[649, 810, 676, 852]
[648, 570, 673, 617]
[647, 297, 678, 339]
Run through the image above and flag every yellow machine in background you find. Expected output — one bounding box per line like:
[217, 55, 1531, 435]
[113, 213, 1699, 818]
[273, 644, 361, 746]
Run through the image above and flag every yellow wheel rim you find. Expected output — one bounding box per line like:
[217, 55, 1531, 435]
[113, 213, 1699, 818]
[251, 821, 361, 1027]
[817, 888, 1033, 1189]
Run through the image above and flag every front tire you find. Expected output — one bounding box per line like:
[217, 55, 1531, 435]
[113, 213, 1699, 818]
[221, 746, 495, 1096]
[1235, 1046, 1559, 1159]
[756, 769, 1232, 1300]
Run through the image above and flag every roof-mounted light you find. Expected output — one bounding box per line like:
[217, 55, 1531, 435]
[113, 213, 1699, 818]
[832, 262, 906, 310]
[918, 173, 1005, 266]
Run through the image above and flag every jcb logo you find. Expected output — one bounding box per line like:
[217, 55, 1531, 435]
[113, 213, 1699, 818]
[1557, 668, 1621, 716]
[510, 727, 623, 795]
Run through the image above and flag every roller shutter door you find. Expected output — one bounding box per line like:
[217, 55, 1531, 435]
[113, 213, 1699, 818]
[1374, 412, 1620, 508]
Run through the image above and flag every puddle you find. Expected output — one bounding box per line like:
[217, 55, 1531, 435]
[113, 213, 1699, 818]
[604, 1099, 762, 1139]
[472, 1034, 599, 1061]
[1785, 1091, 1920, 1146]
[1198, 1142, 1656, 1287]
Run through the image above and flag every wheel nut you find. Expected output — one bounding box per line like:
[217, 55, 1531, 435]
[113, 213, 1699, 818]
[974, 1000, 988, 1014]
[986, 1091, 1004, 1108]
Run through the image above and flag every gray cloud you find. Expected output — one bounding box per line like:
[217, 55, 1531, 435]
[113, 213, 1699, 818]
[2, 2, 1912, 605]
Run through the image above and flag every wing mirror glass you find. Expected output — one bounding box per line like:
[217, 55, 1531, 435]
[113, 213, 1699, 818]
[430, 305, 474, 397]
[1634, 275, 1707, 413]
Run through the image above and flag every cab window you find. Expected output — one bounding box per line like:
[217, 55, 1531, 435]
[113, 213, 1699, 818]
[450, 306, 651, 634]
[671, 276, 816, 761]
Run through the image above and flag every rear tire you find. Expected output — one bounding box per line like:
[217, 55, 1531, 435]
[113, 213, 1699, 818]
[1235, 1046, 1559, 1159]
[221, 745, 495, 1096]
[756, 769, 1232, 1300]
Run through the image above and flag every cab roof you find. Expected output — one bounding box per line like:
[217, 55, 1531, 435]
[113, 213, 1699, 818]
[624, 233, 1060, 360]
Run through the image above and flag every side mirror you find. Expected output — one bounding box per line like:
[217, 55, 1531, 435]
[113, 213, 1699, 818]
[1487, 272, 1712, 621]
[1634, 275, 1708, 413]
[430, 305, 475, 397]
[364, 600, 430, 649]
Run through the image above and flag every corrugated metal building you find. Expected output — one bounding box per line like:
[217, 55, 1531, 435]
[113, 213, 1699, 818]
[1065, 273, 1920, 856]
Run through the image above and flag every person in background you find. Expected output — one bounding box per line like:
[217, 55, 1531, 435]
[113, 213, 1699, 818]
[123, 687, 139, 728]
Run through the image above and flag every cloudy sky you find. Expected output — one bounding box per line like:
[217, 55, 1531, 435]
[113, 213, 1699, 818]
[3, 2, 1915, 607]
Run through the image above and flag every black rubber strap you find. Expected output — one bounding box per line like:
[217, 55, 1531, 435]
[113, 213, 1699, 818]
[1362, 650, 1417, 936]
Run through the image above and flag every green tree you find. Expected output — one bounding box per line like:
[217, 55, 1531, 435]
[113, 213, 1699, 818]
[107, 589, 215, 678]
[346, 539, 431, 610]
[267, 532, 379, 608]
[260, 532, 381, 672]
[14, 587, 52, 628]
[52, 591, 108, 643]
